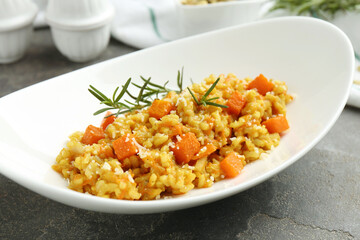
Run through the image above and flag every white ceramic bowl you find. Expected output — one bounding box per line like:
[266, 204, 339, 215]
[0, 0, 38, 63]
[46, 0, 115, 62]
[50, 24, 112, 63]
[0, 17, 354, 214]
[46, 0, 114, 28]
[175, 0, 269, 37]
[0, 24, 34, 64]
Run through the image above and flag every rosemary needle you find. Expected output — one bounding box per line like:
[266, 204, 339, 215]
[187, 78, 228, 108]
[177, 67, 184, 93]
[88, 78, 132, 116]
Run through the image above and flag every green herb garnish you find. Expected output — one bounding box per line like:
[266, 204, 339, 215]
[89, 77, 159, 117]
[271, 0, 360, 19]
[187, 78, 228, 108]
[88, 68, 188, 117]
[89, 69, 227, 117]
[89, 78, 138, 117]
[177, 67, 184, 93]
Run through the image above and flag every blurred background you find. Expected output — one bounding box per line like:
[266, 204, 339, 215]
[1, 0, 359, 62]
[1, 0, 358, 105]
[1, 1, 360, 239]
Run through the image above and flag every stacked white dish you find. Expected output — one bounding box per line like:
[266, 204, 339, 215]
[0, 0, 38, 64]
[46, 0, 115, 62]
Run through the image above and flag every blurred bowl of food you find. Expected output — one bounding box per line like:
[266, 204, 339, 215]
[175, 0, 269, 37]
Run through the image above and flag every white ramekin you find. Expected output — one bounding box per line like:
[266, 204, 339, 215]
[0, 25, 33, 64]
[0, 0, 38, 64]
[45, 0, 115, 62]
[50, 24, 111, 63]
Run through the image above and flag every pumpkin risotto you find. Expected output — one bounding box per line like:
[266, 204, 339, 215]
[53, 73, 292, 200]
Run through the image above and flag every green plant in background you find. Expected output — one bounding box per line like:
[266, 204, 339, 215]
[271, 0, 360, 19]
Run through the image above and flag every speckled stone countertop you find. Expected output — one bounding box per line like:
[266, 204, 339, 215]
[1, 28, 359, 240]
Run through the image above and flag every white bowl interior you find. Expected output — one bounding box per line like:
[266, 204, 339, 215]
[0, 17, 353, 213]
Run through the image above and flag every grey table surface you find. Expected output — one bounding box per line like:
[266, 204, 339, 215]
[0, 28, 359, 240]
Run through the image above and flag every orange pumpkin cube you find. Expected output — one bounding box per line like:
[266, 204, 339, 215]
[220, 152, 244, 178]
[81, 125, 105, 145]
[148, 99, 174, 119]
[100, 111, 116, 130]
[170, 132, 200, 164]
[226, 91, 246, 116]
[113, 133, 138, 161]
[247, 74, 274, 96]
[262, 116, 289, 134]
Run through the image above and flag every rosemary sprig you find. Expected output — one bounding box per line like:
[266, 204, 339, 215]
[89, 69, 226, 117]
[130, 67, 184, 100]
[132, 76, 171, 100]
[88, 78, 132, 116]
[187, 78, 228, 108]
[88, 69, 183, 117]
